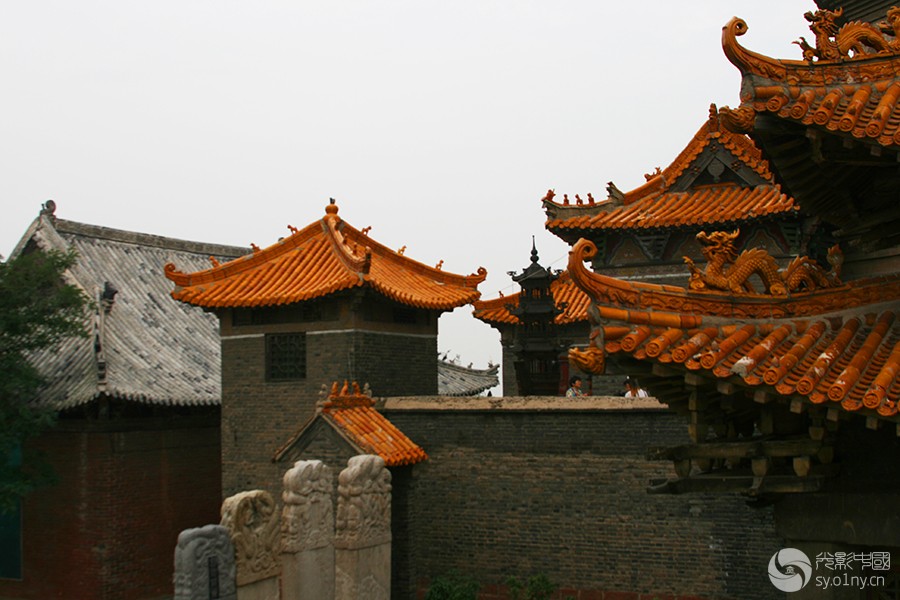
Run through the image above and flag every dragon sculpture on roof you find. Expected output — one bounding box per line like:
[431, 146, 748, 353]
[684, 230, 842, 296]
[794, 6, 898, 61]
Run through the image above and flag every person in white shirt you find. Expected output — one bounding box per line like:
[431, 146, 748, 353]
[624, 377, 648, 398]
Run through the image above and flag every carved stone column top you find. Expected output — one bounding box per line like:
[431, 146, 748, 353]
[220, 489, 282, 586]
[283, 459, 332, 503]
[282, 460, 335, 553]
[336, 455, 392, 550]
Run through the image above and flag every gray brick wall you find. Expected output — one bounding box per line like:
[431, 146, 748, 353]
[385, 406, 783, 599]
[221, 328, 438, 496]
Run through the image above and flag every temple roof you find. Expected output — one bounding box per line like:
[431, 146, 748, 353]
[600, 309, 900, 417]
[719, 10, 900, 256]
[275, 382, 428, 467]
[721, 13, 900, 149]
[543, 107, 798, 242]
[472, 271, 590, 327]
[567, 238, 900, 424]
[437, 357, 500, 396]
[11, 203, 247, 409]
[165, 201, 486, 311]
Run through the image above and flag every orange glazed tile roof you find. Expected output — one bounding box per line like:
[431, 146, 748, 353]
[544, 106, 798, 235]
[567, 238, 900, 423]
[720, 13, 900, 147]
[165, 201, 486, 310]
[276, 382, 428, 467]
[599, 311, 900, 418]
[472, 271, 590, 326]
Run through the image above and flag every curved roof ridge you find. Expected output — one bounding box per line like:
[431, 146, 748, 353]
[165, 218, 328, 287]
[339, 219, 487, 288]
[544, 108, 794, 236]
[166, 201, 485, 310]
[720, 13, 900, 148]
[568, 237, 900, 322]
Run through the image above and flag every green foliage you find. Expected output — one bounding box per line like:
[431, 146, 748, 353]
[506, 573, 557, 600]
[0, 248, 90, 513]
[424, 570, 479, 600]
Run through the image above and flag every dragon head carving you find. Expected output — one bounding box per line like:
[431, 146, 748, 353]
[696, 230, 740, 264]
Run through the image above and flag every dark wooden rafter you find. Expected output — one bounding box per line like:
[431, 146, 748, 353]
[648, 465, 839, 496]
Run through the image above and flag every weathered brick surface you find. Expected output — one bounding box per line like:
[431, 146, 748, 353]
[386, 407, 783, 600]
[222, 328, 437, 497]
[0, 416, 220, 600]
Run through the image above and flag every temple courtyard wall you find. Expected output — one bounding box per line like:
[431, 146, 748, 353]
[286, 396, 786, 599]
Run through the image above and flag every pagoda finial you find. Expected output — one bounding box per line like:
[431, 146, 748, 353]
[325, 198, 339, 216]
[530, 236, 539, 264]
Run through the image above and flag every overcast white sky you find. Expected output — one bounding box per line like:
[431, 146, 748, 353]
[2, 1, 813, 388]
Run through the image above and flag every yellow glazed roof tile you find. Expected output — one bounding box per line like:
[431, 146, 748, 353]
[166, 202, 486, 310]
[544, 107, 798, 234]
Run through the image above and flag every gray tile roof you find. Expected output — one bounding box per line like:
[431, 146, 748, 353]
[12, 210, 247, 410]
[437, 358, 499, 397]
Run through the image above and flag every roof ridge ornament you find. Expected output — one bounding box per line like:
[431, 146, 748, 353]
[708, 103, 720, 132]
[40, 199, 57, 218]
[321, 199, 371, 275]
[684, 230, 843, 296]
[795, 7, 895, 62]
[322, 380, 375, 410]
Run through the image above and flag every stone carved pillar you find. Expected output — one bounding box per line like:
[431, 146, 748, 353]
[334, 455, 392, 600]
[221, 490, 282, 600]
[281, 460, 335, 600]
[173, 524, 237, 600]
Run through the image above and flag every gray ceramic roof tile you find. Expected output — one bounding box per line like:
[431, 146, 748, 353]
[15, 213, 246, 410]
[437, 359, 499, 397]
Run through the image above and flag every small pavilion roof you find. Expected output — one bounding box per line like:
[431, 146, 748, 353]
[275, 382, 428, 467]
[567, 238, 900, 424]
[165, 201, 486, 311]
[544, 106, 798, 241]
[472, 271, 590, 327]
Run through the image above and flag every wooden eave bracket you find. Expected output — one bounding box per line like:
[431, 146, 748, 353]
[647, 464, 838, 495]
[647, 437, 824, 461]
[646, 436, 839, 495]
